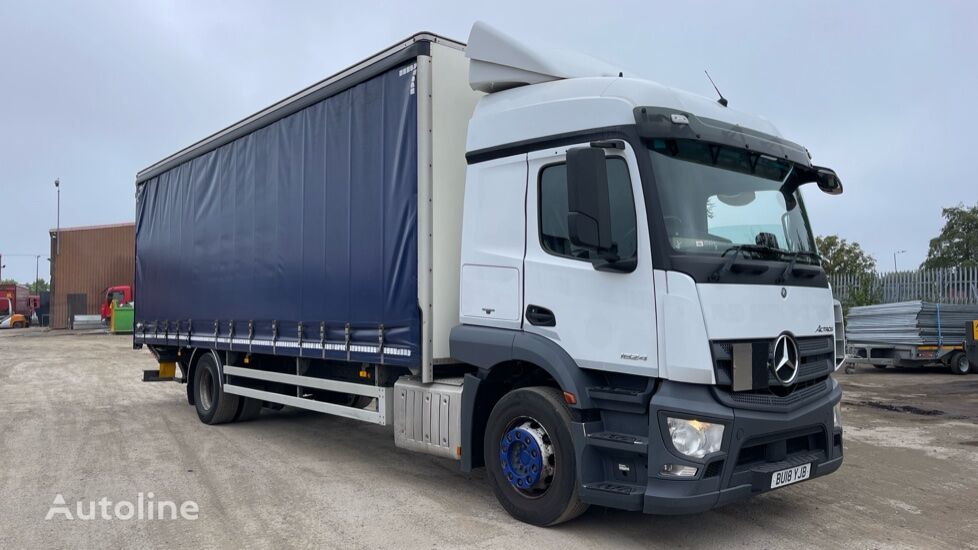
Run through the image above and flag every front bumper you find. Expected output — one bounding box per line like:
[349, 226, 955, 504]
[643, 378, 843, 514]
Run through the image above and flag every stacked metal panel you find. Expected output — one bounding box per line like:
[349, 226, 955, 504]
[846, 301, 978, 345]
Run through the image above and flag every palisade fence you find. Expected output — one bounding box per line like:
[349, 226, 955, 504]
[829, 267, 978, 309]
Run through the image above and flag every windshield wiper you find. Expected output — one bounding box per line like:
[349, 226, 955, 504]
[789, 250, 822, 264]
[709, 244, 782, 281]
[777, 250, 823, 283]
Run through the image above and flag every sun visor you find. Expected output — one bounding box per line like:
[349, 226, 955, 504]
[634, 106, 812, 167]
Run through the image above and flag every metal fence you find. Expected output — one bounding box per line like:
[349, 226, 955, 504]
[830, 267, 978, 307]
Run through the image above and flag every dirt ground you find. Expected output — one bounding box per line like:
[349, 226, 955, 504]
[1, 328, 976, 549]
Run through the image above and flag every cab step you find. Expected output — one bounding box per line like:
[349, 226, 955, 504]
[581, 481, 645, 510]
[586, 431, 648, 454]
[586, 384, 655, 413]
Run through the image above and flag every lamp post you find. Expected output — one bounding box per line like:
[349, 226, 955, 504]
[0, 253, 49, 290]
[54, 178, 61, 256]
[893, 249, 907, 272]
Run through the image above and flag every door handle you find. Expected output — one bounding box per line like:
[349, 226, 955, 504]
[525, 305, 556, 327]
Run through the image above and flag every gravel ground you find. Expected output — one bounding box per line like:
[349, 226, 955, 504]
[1, 328, 976, 549]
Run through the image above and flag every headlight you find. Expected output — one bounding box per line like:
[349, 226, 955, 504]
[833, 403, 842, 429]
[666, 417, 724, 459]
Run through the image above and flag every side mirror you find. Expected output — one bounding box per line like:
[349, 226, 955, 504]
[566, 147, 613, 251]
[815, 167, 843, 195]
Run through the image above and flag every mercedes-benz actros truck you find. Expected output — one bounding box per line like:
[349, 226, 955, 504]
[134, 22, 845, 525]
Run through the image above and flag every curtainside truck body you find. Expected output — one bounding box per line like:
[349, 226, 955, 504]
[136, 23, 847, 525]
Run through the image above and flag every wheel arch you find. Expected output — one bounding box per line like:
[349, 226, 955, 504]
[450, 324, 596, 408]
[451, 325, 599, 471]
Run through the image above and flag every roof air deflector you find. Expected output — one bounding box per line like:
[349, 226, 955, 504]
[465, 21, 626, 93]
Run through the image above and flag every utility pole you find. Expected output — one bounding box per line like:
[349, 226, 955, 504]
[54, 178, 61, 256]
[893, 249, 906, 272]
[0, 253, 47, 289]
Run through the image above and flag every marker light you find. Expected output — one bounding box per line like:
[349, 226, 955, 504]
[833, 403, 843, 429]
[660, 464, 698, 478]
[667, 417, 725, 459]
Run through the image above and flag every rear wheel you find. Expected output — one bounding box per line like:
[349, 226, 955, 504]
[13, 320, 26, 329]
[234, 397, 263, 421]
[484, 387, 588, 526]
[321, 391, 373, 409]
[193, 353, 240, 424]
[349, 395, 374, 409]
[948, 352, 970, 375]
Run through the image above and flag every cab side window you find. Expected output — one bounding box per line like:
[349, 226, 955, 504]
[539, 157, 637, 261]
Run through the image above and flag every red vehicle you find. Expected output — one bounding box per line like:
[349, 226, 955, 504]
[100, 285, 132, 323]
[0, 284, 31, 328]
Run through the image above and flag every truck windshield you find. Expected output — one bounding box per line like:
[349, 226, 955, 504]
[648, 138, 816, 259]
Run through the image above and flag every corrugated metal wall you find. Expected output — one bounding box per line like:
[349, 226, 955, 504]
[49, 223, 134, 329]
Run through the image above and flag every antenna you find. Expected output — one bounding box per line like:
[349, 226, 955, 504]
[704, 70, 728, 107]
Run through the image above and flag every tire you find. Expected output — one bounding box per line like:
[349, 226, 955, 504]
[320, 391, 373, 409]
[193, 353, 240, 424]
[234, 397, 263, 421]
[484, 387, 588, 526]
[13, 321, 25, 329]
[948, 352, 970, 375]
[350, 395, 374, 409]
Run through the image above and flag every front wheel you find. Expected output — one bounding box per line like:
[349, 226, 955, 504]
[948, 352, 971, 375]
[484, 387, 588, 526]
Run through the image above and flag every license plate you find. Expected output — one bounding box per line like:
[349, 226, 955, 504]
[770, 463, 811, 489]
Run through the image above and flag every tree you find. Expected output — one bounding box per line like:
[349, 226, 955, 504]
[29, 279, 49, 293]
[816, 235, 882, 311]
[0, 278, 18, 286]
[815, 235, 877, 276]
[922, 203, 978, 269]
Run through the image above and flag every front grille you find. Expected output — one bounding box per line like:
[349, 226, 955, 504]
[712, 335, 834, 389]
[713, 378, 830, 411]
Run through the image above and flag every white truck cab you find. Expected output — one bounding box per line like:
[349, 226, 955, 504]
[451, 22, 844, 522]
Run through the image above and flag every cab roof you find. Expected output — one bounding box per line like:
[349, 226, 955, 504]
[464, 22, 802, 161]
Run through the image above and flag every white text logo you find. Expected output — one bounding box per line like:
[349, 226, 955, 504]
[45, 493, 199, 521]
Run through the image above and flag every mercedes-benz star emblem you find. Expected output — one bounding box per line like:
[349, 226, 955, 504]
[771, 334, 800, 385]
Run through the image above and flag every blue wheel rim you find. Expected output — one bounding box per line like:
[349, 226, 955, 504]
[498, 418, 555, 496]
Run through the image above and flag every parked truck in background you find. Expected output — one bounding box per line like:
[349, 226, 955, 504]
[135, 23, 846, 525]
[100, 285, 133, 325]
[0, 283, 31, 329]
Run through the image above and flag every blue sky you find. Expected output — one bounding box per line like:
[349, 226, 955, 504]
[0, 0, 974, 282]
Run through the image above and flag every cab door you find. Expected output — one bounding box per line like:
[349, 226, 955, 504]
[522, 142, 657, 377]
